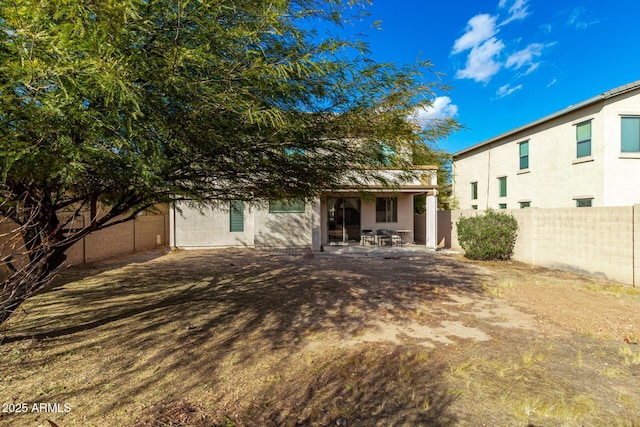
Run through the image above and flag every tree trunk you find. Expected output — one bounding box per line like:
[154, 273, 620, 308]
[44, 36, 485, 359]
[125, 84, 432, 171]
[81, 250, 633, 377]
[1, 246, 67, 326]
[1, 208, 69, 326]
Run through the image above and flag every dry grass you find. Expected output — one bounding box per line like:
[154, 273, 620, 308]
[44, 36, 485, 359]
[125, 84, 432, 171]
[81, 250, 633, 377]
[1, 248, 640, 426]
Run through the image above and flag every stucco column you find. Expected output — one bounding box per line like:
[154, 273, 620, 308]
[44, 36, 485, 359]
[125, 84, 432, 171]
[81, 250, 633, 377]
[311, 198, 322, 251]
[426, 191, 438, 249]
[169, 203, 177, 248]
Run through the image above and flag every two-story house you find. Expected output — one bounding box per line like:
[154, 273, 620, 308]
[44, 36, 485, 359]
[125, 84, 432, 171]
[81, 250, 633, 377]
[453, 81, 640, 210]
[169, 166, 440, 251]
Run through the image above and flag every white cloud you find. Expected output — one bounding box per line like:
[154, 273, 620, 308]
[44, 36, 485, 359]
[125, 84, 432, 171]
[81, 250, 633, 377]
[452, 0, 549, 84]
[499, 0, 530, 25]
[505, 43, 545, 75]
[568, 7, 600, 29]
[546, 78, 557, 88]
[455, 37, 505, 83]
[496, 83, 523, 98]
[412, 96, 459, 127]
[452, 14, 498, 54]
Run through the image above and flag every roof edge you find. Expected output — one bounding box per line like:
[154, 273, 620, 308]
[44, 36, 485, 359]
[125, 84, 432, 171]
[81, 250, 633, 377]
[453, 80, 640, 158]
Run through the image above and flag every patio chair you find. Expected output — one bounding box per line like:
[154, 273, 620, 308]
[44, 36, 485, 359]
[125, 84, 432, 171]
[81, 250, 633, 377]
[376, 229, 391, 246]
[361, 229, 376, 246]
[388, 230, 402, 246]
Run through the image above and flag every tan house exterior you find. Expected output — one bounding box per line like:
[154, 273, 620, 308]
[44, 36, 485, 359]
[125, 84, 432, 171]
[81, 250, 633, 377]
[453, 81, 640, 210]
[170, 166, 440, 251]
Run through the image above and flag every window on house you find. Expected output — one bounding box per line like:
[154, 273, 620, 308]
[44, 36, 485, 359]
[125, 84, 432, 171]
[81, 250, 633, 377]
[284, 147, 306, 158]
[364, 141, 398, 166]
[621, 116, 640, 152]
[376, 197, 397, 222]
[519, 201, 531, 209]
[498, 203, 507, 209]
[519, 141, 529, 169]
[269, 199, 305, 213]
[471, 205, 478, 210]
[576, 198, 593, 208]
[498, 177, 507, 197]
[471, 182, 478, 200]
[576, 121, 592, 158]
[229, 200, 244, 232]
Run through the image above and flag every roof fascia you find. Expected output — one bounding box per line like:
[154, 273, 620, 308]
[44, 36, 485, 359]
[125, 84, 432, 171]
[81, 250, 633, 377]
[453, 80, 640, 159]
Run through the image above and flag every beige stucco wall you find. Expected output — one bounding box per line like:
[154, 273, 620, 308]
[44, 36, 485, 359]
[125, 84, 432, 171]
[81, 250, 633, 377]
[172, 203, 256, 248]
[454, 89, 640, 209]
[443, 206, 638, 286]
[172, 201, 316, 248]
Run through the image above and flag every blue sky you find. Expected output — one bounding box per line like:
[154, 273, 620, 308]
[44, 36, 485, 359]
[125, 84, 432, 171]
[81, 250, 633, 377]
[347, 0, 640, 154]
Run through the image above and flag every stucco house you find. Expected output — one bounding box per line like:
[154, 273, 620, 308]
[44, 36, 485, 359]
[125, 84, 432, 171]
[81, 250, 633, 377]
[453, 81, 640, 210]
[169, 166, 440, 251]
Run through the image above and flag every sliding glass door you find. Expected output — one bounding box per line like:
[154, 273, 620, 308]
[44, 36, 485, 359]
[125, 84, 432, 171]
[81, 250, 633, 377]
[327, 197, 361, 243]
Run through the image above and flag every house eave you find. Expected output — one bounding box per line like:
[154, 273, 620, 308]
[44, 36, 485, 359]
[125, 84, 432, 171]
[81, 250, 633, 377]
[325, 185, 438, 194]
[453, 80, 640, 159]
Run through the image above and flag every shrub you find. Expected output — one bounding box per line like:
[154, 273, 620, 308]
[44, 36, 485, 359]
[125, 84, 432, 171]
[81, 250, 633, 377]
[456, 209, 518, 260]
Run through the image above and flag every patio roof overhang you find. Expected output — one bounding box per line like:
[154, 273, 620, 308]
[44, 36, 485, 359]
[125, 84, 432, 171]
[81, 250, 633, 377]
[324, 185, 437, 194]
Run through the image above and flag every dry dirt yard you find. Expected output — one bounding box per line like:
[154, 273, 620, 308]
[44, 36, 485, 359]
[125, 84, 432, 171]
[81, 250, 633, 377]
[1, 247, 640, 426]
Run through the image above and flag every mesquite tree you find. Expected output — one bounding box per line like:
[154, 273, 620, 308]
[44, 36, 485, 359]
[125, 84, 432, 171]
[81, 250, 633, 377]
[0, 0, 458, 325]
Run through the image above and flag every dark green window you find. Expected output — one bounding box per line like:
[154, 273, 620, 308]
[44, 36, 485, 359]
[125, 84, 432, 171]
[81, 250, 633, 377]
[376, 197, 397, 222]
[498, 177, 507, 197]
[230, 200, 244, 232]
[471, 182, 478, 200]
[520, 201, 531, 208]
[519, 141, 529, 169]
[498, 203, 507, 209]
[269, 199, 305, 213]
[471, 205, 478, 210]
[284, 147, 306, 157]
[576, 121, 591, 158]
[622, 117, 640, 152]
[576, 198, 592, 208]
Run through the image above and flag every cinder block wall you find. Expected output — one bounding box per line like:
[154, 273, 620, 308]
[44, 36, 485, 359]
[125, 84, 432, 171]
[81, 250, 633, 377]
[1, 209, 168, 277]
[440, 206, 639, 286]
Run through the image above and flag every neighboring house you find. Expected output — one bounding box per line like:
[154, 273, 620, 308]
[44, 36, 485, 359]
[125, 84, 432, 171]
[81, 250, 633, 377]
[453, 81, 640, 210]
[169, 166, 440, 251]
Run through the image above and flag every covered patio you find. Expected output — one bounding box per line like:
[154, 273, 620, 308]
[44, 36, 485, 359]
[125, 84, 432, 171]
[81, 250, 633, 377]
[316, 168, 439, 251]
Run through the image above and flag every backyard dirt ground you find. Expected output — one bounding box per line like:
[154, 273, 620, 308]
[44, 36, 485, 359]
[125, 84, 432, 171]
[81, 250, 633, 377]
[1, 246, 640, 426]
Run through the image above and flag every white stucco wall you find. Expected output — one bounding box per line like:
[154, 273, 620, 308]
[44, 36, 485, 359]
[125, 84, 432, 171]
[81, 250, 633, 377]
[172, 201, 314, 248]
[602, 93, 640, 206]
[454, 89, 640, 209]
[172, 203, 255, 248]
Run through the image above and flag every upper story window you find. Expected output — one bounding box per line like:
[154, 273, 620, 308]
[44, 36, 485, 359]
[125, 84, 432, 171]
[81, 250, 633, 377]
[376, 197, 397, 222]
[498, 176, 507, 198]
[471, 182, 478, 200]
[576, 120, 592, 158]
[621, 116, 640, 153]
[519, 141, 529, 169]
[363, 141, 399, 166]
[284, 147, 306, 158]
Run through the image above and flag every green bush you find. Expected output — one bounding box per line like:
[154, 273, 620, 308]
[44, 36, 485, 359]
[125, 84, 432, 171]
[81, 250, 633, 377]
[456, 209, 518, 260]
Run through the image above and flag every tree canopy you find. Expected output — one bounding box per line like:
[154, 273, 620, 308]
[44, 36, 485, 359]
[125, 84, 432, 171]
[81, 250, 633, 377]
[0, 0, 459, 324]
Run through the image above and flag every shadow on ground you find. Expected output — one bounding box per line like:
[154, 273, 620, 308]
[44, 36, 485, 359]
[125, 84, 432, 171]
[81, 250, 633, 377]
[1, 248, 486, 426]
